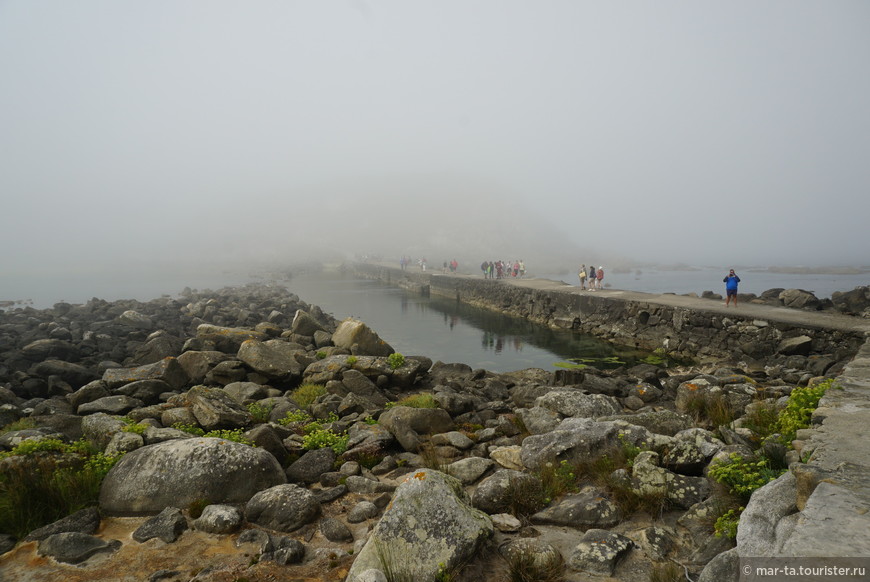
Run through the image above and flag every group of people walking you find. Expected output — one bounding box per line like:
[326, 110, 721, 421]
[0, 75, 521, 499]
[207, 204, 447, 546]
[481, 260, 525, 279]
[578, 264, 605, 290]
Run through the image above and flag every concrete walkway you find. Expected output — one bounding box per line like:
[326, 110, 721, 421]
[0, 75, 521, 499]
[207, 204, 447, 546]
[459, 271, 870, 334]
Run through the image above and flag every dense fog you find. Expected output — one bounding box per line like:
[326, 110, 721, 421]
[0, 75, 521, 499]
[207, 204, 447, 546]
[2, 1, 869, 291]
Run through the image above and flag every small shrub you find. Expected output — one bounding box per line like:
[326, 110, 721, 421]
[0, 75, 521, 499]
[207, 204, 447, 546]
[395, 393, 438, 409]
[279, 409, 313, 426]
[290, 383, 327, 409]
[505, 547, 565, 582]
[419, 444, 450, 473]
[121, 418, 148, 435]
[742, 399, 781, 440]
[346, 355, 358, 366]
[714, 507, 743, 539]
[777, 379, 834, 443]
[0, 443, 122, 539]
[504, 475, 547, 519]
[538, 460, 580, 502]
[387, 352, 405, 370]
[303, 427, 349, 455]
[708, 453, 785, 502]
[247, 401, 274, 424]
[649, 561, 683, 582]
[682, 390, 736, 428]
[316, 351, 327, 360]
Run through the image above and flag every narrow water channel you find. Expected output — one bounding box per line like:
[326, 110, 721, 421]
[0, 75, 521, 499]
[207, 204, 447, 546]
[286, 273, 654, 373]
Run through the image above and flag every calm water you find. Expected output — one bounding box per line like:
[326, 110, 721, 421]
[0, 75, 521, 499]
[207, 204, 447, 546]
[531, 267, 868, 299]
[287, 273, 646, 373]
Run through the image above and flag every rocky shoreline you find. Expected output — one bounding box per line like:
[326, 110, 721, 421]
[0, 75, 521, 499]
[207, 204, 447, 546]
[0, 282, 859, 581]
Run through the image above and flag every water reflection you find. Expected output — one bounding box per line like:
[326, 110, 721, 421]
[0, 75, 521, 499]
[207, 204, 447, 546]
[288, 274, 654, 372]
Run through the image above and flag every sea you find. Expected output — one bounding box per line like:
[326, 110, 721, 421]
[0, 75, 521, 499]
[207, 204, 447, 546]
[1, 264, 867, 311]
[1, 264, 867, 372]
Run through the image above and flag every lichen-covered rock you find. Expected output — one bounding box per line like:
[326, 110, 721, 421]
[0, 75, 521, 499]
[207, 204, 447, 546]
[99, 437, 285, 514]
[168, 386, 251, 430]
[631, 451, 711, 509]
[568, 529, 633, 575]
[346, 469, 492, 582]
[237, 339, 306, 380]
[471, 469, 544, 515]
[534, 390, 621, 418]
[193, 504, 243, 534]
[531, 486, 622, 528]
[245, 484, 321, 532]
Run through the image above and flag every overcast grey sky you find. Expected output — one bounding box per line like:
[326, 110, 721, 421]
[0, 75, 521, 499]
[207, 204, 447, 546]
[2, 1, 869, 277]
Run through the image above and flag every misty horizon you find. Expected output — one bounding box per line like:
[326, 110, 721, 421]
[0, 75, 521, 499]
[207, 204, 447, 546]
[2, 2, 869, 288]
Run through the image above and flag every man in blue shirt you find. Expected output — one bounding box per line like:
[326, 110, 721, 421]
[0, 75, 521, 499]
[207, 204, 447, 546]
[723, 269, 741, 307]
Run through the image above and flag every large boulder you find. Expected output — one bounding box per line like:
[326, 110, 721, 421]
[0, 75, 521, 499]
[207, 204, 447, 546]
[291, 310, 326, 337]
[99, 437, 286, 515]
[332, 318, 394, 357]
[176, 350, 232, 385]
[102, 357, 189, 391]
[21, 339, 80, 362]
[167, 386, 252, 430]
[237, 339, 306, 380]
[831, 286, 870, 315]
[245, 484, 321, 532]
[346, 469, 493, 582]
[533, 390, 621, 419]
[779, 289, 821, 310]
[29, 360, 98, 390]
[196, 324, 268, 353]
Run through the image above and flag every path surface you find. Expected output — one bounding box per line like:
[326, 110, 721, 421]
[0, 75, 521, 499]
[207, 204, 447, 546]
[442, 269, 870, 334]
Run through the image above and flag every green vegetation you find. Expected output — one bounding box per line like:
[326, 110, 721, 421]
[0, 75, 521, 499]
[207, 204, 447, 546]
[714, 507, 743, 539]
[708, 454, 785, 501]
[776, 379, 835, 442]
[387, 352, 406, 370]
[706, 378, 838, 535]
[0, 438, 123, 538]
[346, 355, 358, 366]
[290, 383, 327, 408]
[316, 350, 327, 360]
[0, 418, 37, 434]
[300, 415, 348, 455]
[121, 417, 148, 435]
[279, 409, 313, 426]
[171, 424, 254, 445]
[247, 401, 274, 424]
[388, 393, 438, 409]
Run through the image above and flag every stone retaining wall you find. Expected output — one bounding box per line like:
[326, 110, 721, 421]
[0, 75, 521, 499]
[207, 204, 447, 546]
[355, 264, 865, 371]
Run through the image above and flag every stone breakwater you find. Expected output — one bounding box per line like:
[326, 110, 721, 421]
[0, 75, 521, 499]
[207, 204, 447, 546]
[356, 264, 870, 572]
[0, 277, 868, 581]
[354, 263, 869, 374]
